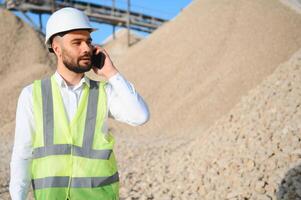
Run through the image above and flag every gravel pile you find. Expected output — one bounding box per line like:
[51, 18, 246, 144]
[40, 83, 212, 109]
[112, 0, 301, 136]
[115, 49, 301, 199]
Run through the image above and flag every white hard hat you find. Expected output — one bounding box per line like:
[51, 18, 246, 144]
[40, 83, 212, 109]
[45, 7, 96, 52]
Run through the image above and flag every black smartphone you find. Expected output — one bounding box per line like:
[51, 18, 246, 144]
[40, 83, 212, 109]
[92, 50, 105, 69]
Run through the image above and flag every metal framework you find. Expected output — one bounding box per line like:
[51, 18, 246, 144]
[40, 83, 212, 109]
[4, 0, 168, 45]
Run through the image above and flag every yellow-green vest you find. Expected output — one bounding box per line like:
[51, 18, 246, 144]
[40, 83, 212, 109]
[31, 76, 119, 200]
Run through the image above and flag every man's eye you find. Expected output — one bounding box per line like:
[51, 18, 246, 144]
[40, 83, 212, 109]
[72, 42, 81, 45]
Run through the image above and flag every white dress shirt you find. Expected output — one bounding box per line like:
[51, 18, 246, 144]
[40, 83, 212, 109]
[9, 71, 149, 200]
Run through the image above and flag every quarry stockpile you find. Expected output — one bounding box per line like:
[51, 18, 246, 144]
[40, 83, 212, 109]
[0, 8, 53, 129]
[112, 0, 301, 136]
[115, 47, 301, 200]
[102, 29, 143, 61]
[187, 48, 301, 199]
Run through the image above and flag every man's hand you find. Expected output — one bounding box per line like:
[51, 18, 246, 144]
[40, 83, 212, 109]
[92, 45, 118, 80]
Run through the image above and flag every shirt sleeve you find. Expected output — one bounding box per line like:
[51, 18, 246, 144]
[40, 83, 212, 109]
[106, 73, 150, 126]
[9, 85, 34, 200]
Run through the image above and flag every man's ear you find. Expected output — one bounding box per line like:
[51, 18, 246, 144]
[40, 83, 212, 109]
[52, 36, 62, 57]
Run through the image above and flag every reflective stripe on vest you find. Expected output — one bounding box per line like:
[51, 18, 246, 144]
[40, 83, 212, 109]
[32, 144, 112, 159]
[31, 77, 119, 196]
[32, 172, 119, 190]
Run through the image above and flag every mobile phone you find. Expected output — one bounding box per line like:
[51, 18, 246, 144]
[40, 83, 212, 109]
[92, 50, 105, 69]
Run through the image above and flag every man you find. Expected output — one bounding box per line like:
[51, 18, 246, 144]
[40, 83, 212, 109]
[9, 7, 149, 200]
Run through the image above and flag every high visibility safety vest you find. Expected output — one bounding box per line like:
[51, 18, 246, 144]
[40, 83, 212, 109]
[31, 76, 119, 200]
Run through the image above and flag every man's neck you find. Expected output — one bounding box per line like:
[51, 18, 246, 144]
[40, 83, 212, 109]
[57, 64, 84, 86]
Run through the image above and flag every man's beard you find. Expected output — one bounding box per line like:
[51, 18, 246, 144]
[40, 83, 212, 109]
[62, 49, 92, 73]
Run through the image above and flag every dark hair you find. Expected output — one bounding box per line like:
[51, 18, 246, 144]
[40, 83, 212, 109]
[48, 31, 70, 53]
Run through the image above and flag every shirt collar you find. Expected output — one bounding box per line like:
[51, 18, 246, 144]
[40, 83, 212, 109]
[54, 71, 91, 89]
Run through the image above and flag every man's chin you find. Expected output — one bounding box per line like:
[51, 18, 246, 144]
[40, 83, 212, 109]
[77, 66, 92, 73]
[65, 65, 92, 73]
[78, 61, 92, 71]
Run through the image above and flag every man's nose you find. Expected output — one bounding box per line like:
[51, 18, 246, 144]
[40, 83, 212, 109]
[81, 42, 92, 54]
